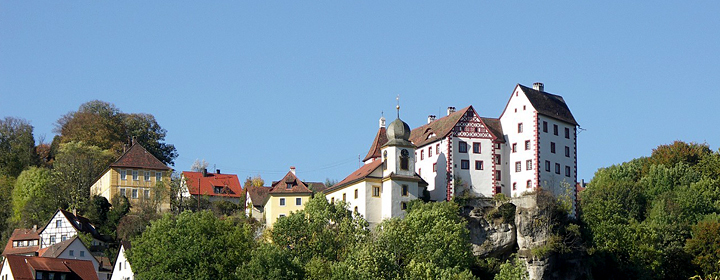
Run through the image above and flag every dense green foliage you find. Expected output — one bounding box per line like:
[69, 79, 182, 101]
[0, 117, 37, 178]
[581, 141, 720, 279]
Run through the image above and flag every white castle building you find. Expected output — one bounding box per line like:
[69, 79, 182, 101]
[327, 83, 578, 225]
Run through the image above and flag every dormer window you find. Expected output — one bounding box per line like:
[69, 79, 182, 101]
[214, 186, 223, 194]
[286, 183, 292, 189]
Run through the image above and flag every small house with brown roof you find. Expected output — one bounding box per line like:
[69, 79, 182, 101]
[37, 236, 110, 280]
[180, 169, 243, 204]
[263, 167, 315, 228]
[90, 141, 172, 211]
[244, 185, 271, 221]
[2, 228, 40, 257]
[1, 254, 99, 280]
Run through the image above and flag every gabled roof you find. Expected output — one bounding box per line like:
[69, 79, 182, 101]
[409, 106, 472, 147]
[363, 127, 388, 162]
[38, 236, 86, 259]
[39, 209, 103, 241]
[517, 84, 578, 126]
[182, 171, 243, 198]
[2, 228, 40, 256]
[327, 160, 383, 192]
[480, 117, 505, 143]
[246, 185, 272, 207]
[306, 182, 327, 193]
[269, 171, 312, 195]
[4, 255, 99, 280]
[110, 142, 171, 170]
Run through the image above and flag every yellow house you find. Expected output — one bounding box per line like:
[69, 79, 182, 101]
[90, 142, 172, 211]
[264, 167, 314, 228]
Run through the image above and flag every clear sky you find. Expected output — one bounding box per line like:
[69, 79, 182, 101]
[2, 2, 719, 184]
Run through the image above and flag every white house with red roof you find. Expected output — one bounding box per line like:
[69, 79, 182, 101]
[1, 254, 99, 280]
[326, 113, 427, 226]
[179, 169, 243, 204]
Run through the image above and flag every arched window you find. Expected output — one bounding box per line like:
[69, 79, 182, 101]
[400, 149, 409, 170]
[383, 151, 388, 170]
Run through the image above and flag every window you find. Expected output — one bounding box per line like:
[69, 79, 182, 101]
[543, 121, 548, 132]
[553, 124, 558, 136]
[156, 171, 162, 181]
[551, 142, 556, 153]
[401, 202, 407, 210]
[494, 143, 501, 149]
[372, 186, 381, 197]
[518, 123, 523, 133]
[473, 143, 481, 153]
[400, 149, 409, 170]
[433, 163, 437, 172]
[120, 188, 126, 197]
[422, 150, 426, 160]
[279, 214, 286, 218]
[50, 236, 56, 244]
[429, 146, 432, 157]
[331, 197, 335, 204]
[296, 198, 302, 205]
[495, 170, 501, 181]
[527, 180, 532, 188]
[144, 189, 150, 198]
[461, 160, 470, 170]
[69, 250, 74, 256]
[354, 206, 358, 213]
[515, 161, 521, 172]
[418, 168, 421, 176]
[565, 127, 570, 139]
[354, 189, 358, 199]
[525, 140, 531, 150]
[343, 193, 346, 201]
[555, 163, 561, 174]
[459, 141, 468, 153]
[56, 220, 61, 228]
[475, 160, 484, 170]
[565, 146, 570, 157]
[36, 272, 44, 280]
[286, 183, 292, 189]
[523, 105, 526, 110]
[61, 235, 67, 242]
[279, 198, 285, 206]
[132, 170, 138, 181]
[545, 160, 551, 172]
[512, 143, 517, 153]
[436, 144, 440, 154]
[402, 185, 409, 196]
[494, 154, 501, 164]
[566, 166, 571, 177]
[120, 170, 127, 180]
[383, 151, 387, 170]
[526, 160, 533, 170]
[144, 171, 151, 181]
[131, 189, 138, 199]
[512, 182, 517, 190]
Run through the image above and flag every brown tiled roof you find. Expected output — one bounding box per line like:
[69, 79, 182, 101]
[269, 171, 312, 195]
[306, 182, 327, 193]
[327, 160, 383, 192]
[363, 127, 388, 162]
[110, 142, 171, 170]
[4, 255, 99, 280]
[2, 228, 40, 256]
[246, 185, 272, 206]
[409, 106, 471, 147]
[518, 84, 578, 126]
[39, 236, 84, 258]
[480, 117, 505, 143]
[182, 171, 243, 198]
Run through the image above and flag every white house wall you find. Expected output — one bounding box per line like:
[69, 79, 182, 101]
[537, 115, 577, 196]
[0, 258, 15, 280]
[53, 239, 103, 279]
[500, 88, 539, 197]
[415, 139, 448, 201]
[40, 212, 79, 248]
[450, 136, 497, 197]
[110, 245, 134, 280]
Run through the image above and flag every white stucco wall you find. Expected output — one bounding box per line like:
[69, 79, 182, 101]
[40, 212, 80, 248]
[110, 245, 134, 280]
[537, 115, 577, 196]
[415, 139, 448, 201]
[500, 87, 539, 197]
[0, 258, 15, 280]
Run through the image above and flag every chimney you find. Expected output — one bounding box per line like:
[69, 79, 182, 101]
[216, 169, 220, 174]
[427, 115, 436, 123]
[131, 136, 137, 145]
[447, 107, 455, 116]
[533, 82, 544, 92]
[202, 168, 208, 177]
[290, 166, 296, 175]
[379, 116, 386, 128]
[32, 225, 37, 232]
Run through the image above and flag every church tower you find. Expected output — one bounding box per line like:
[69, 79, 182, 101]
[381, 116, 416, 177]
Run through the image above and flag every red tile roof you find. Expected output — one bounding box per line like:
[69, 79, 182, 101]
[246, 185, 272, 206]
[4, 255, 99, 280]
[363, 127, 388, 162]
[2, 228, 40, 256]
[269, 171, 312, 195]
[182, 171, 243, 198]
[110, 142, 171, 170]
[327, 160, 383, 192]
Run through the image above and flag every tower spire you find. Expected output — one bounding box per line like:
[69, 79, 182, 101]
[396, 95, 400, 119]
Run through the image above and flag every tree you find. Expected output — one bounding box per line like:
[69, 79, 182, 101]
[52, 141, 114, 209]
[0, 175, 17, 243]
[270, 194, 369, 264]
[494, 256, 528, 280]
[235, 243, 304, 280]
[0, 117, 38, 177]
[128, 211, 254, 280]
[686, 215, 720, 276]
[11, 167, 57, 227]
[123, 113, 178, 166]
[244, 175, 265, 187]
[190, 159, 209, 172]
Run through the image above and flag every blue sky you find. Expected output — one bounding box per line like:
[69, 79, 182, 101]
[2, 2, 719, 184]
